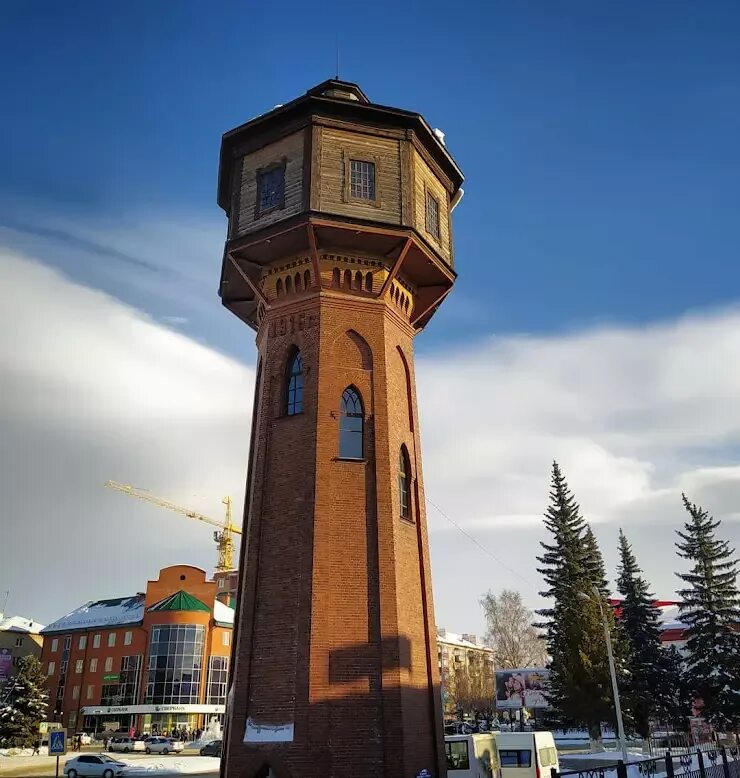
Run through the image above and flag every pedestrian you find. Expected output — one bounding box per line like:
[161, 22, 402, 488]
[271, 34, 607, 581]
[33, 738, 40, 755]
[76, 735, 82, 751]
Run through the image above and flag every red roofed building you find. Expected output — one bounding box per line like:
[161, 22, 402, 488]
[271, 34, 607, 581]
[608, 599, 688, 650]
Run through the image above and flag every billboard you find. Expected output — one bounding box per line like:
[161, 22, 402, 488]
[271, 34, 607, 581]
[495, 668, 549, 709]
[0, 648, 12, 681]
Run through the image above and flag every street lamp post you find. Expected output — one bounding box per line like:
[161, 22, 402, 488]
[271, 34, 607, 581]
[579, 586, 628, 763]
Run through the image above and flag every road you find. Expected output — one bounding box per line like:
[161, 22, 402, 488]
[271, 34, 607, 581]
[0, 749, 219, 778]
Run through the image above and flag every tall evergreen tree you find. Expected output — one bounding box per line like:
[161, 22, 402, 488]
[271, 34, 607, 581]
[653, 646, 691, 731]
[584, 525, 610, 597]
[676, 495, 740, 731]
[537, 462, 616, 741]
[616, 529, 668, 737]
[0, 656, 48, 748]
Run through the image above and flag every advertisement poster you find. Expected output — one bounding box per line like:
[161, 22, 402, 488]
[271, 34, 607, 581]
[0, 648, 12, 681]
[495, 668, 550, 709]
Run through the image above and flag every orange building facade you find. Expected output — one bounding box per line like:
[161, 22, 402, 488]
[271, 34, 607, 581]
[40, 565, 233, 734]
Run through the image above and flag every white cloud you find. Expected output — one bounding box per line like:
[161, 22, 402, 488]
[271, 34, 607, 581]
[0, 250, 253, 625]
[1, 240, 739, 641]
[418, 312, 740, 634]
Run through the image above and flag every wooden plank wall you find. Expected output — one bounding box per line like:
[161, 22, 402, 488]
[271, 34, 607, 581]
[236, 130, 304, 235]
[318, 128, 402, 225]
[412, 149, 452, 264]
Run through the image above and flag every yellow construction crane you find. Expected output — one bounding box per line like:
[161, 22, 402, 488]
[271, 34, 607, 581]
[104, 480, 241, 572]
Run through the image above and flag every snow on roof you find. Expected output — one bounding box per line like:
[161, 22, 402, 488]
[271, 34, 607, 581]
[42, 595, 145, 634]
[213, 599, 235, 626]
[437, 628, 492, 652]
[0, 615, 45, 634]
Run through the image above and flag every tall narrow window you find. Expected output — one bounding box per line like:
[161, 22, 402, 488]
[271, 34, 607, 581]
[286, 350, 304, 416]
[350, 160, 376, 200]
[339, 387, 364, 459]
[425, 191, 440, 239]
[399, 446, 411, 520]
[257, 165, 284, 214]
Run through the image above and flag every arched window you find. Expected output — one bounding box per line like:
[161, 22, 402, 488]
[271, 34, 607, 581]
[399, 446, 411, 519]
[276, 278, 283, 297]
[304, 269, 311, 289]
[285, 350, 303, 416]
[285, 275, 292, 294]
[339, 386, 364, 459]
[294, 272, 302, 292]
[343, 269, 352, 289]
[332, 268, 340, 288]
[365, 272, 373, 292]
[354, 271, 363, 290]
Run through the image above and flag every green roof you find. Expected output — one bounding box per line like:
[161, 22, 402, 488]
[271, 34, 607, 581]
[147, 590, 211, 613]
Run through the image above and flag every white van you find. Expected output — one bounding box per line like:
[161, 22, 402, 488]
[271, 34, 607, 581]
[445, 733, 498, 777]
[444, 731, 559, 778]
[495, 731, 559, 778]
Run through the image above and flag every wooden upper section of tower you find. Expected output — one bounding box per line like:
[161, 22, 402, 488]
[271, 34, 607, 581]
[217, 79, 464, 331]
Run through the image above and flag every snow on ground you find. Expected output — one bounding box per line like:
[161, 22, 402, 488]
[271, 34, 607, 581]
[120, 756, 220, 775]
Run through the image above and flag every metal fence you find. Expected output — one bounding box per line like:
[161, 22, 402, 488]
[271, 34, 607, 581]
[553, 746, 740, 778]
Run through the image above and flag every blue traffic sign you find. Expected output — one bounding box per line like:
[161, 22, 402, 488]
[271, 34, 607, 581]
[416, 770, 432, 778]
[48, 729, 67, 755]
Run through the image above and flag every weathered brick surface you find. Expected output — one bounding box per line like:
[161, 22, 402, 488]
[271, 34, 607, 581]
[223, 277, 446, 778]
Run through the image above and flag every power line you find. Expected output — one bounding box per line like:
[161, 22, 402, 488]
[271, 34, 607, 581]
[425, 498, 534, 586]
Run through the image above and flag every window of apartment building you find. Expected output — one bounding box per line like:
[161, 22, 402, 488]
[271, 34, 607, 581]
[68, 711, 77, 729]
[349, 159, 376, 201]
[78, 635, 87, 650]
[256, 164, 284, 215]
[51, 638, 58, 653]
[206, 656, 229, 705]
[101, 655, 142, 707]
[124, 631, 132, 646]
[86, 685, 94, 700]
[93, 634, 101, 649]
[217, 578, 224, 589]
[425, 190, 440, 240]
[72, 685, 80, 701]
[222, 631, 230, 647]
[14, 637, 23, 647]
[89, 658, 98, 673]
[47, 661, 55, 676]
[75, 659, 83, 674]
[104, 657, 113, 673]
[107, 632, 116, 648]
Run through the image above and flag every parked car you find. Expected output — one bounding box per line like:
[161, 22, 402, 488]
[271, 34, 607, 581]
[74, 732, 93, 745]
[200, 739, 223, 757]
[143, 736, 184, 754]
[64, 754, 127, 778]
[108, 736, 145, 753]
[445, 721, 474, 736]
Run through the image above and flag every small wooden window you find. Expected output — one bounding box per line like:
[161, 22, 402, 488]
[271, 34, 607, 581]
[350, 160, 376, 200]
[256, 163, 285, 216]
[425, 191, 440, 239]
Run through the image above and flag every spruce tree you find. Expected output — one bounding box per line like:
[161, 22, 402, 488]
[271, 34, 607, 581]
[0, 656, 48, 748]
[537, 462, 616, 741]
[616, 529, 667, 737]
[653, 646, 691, 731]
[584, 525, 610, 597]
[676, 495, 740, 731]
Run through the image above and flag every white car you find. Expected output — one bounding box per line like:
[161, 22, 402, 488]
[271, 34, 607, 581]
[64, 754, 127, 778]
[74, 732, 93, 745]
[108, 736, 145, 753]
[143, 736, 184, 754]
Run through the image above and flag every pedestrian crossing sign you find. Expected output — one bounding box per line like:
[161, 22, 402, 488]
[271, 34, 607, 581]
[49, 729, 67, 755]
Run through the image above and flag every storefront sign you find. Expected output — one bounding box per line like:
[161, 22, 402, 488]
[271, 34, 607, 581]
[82, 703, 226, 715]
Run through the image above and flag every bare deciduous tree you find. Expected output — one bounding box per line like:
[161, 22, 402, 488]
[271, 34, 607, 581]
[480, 589, 548, 669]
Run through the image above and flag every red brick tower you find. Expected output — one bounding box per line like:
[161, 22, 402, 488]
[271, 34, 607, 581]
[217, 81, 464, 778]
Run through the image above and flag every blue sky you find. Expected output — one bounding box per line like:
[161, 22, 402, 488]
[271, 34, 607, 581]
[3, 1, 739, 353]
[2, 2, 739, 632]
